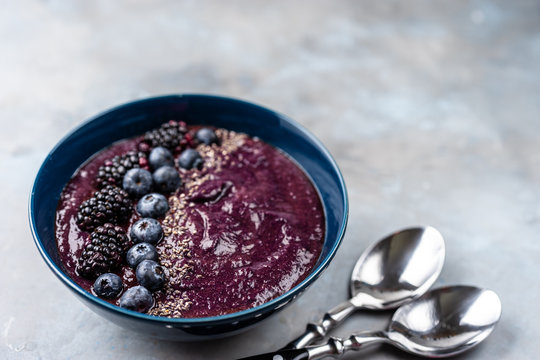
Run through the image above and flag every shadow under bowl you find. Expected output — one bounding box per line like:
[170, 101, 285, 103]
[29, 94, 348, 341]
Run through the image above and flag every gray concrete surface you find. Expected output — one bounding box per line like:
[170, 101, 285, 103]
[2, 0, 539, 359]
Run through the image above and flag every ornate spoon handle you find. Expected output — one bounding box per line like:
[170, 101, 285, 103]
[237, 348, 310, 360]
[237, 332, 386, 360]
[282, 299, 357, 350]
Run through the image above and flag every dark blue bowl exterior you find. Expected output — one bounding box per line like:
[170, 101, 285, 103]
[30, 94, 348, 340]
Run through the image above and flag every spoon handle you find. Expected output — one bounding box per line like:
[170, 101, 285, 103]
[237, 332, 386, 360]
[282, 299, 356, 349]
[236, 348, 310, 360]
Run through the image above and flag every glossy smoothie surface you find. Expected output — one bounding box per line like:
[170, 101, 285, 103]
[56, 128, 325, 318]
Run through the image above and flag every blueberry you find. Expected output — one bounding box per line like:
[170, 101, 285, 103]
[148, 146, 174, 170]
[195, 128, 218, 145]
[126, 242, 159, 268]
[93, 273, 123, 299]
[136, 193, 169, 218]
[123, 168, 153, 197]
[118, 285, 154, 313]
[130, 218, 163, 245]
[152, 166, 181, 193]
[178, 149, 203, 170]
[136, 260, 167, 291]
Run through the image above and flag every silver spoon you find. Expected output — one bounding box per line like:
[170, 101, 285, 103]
[239, 285, 502, 359]
[283, 226, 445, 350]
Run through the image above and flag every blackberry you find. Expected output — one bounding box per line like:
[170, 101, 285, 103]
[143, 120, 187, 151]
[96, 151, 148, 188]
[76, 223, 131, 279]
[76, 185, 132, 231]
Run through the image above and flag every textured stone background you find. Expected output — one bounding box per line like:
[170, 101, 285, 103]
[2, 0, 539, 359]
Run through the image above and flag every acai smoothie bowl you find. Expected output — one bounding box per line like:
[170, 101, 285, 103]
[29, 94, 348, 340]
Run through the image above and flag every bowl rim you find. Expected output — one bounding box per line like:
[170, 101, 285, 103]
[29, 93, 349, 325]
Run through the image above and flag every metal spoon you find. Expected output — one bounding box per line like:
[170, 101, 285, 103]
[238, 285, 502, 359]
[283, 226, 445, 350]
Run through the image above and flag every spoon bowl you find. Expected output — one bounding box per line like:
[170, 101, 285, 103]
[388, 285, 502, 357]
[350, 226, 445, 309]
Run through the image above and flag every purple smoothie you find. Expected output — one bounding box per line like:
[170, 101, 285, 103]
[56, 127, 325, 318]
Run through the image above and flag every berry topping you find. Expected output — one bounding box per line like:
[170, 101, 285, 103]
[136, 260, 167, 291]
[76, 186, 132, 231]
[122, 168, 153, 198]
[96, 151, 148, 188]
[93, 273, 123, 299]
[148, 146, 174, 170]
[178, 148, 203, 170]
[136, 193, 169, 218]
[152, 166, 181, 193]
[76, 223, 131, 279]
[138, 142, 151, 153]
[195, 127, 218, 145]
[143, 120, 187, 151]
[130, 218, 163, 245]
[181, 132, 196, 148]
[126, 243, 159, 269]
[119, 286, 154, 313]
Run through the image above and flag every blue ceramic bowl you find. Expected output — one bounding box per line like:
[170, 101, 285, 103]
[29, 94, 348, 340]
